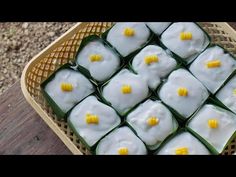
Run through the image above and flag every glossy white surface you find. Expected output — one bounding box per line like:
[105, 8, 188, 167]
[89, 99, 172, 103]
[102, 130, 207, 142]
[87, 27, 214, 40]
[68, 96, 121, 147]
[132, 45, 177, 89]
[216, 75, 236, 114]
[188, 104, 236, 153]
[157, 132, 210, 155]
[161, 22, 209, 62]
[102, 69, 149, 115]
[107, 22, 150, 57]
[76, 40, 120, 82]
[45, 69, 94, 112]
[146, 22, 171, 35]
[190, 46, 236, 93]
[127, 99, 177, 148]
[96, 126, 147, 155]
[159, 69, 209, 118]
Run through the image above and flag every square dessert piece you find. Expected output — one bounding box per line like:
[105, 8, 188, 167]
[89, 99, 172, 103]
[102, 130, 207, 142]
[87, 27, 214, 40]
[161, 22, 210, 63]
[131, 45, 177, 90]
[216, 75, 236, 114]
[187, 104, 236, 154]
[76, 36, 121, 82]
[190, 45, 236, 94]
[96, 126, 147, 155]
[157, 131, 210, 155]
[42, 66, 95, 118]
[106, 22, 151, 57]
[126, 99, 178, 150]
[68, 96, 121, 149]
[102, 69, 149, 116]
[146, 22, 171, 35]
[158, 68, 209, 119]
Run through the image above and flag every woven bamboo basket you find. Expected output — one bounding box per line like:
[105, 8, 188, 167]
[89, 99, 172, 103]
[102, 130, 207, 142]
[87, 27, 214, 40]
[21, 22, 236, 155]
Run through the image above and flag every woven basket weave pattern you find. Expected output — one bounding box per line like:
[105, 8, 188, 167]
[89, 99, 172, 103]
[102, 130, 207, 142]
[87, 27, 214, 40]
[24, 22, 236, 155]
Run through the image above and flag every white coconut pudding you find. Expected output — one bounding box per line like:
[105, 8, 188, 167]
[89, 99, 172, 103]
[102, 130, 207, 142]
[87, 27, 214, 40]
[161, 22, 210, 63]
[189, 45, 236, 94]
[96, 126, 147, 155]
[44, 69, 95, 113]
[216, 75, 236, 114]
[68, 96, 121, 147]
[132, 45, 177, 90]
[126, 99, 178, 150]
[102, 69, 149, 115]
[106, 22, 151, 57]
[158, 69, 209, 118]
[157, 132, 210, 155]
[76, 40, 120, 82]
[146, 22, 171, 35]
[187, 104, 236, 154]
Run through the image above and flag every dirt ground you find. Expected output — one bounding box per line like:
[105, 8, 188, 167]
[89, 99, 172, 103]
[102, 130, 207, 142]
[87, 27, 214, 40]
[0, 22, 76, 94]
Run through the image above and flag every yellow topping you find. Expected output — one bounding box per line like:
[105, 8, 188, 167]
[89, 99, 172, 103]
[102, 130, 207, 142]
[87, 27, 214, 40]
[144, 55, 159, 65]
[118, 147, 129, 155]
[177, 87, 188, 97]
[85, 113, 99, 124]
[89, 54, 103, 62]
[208, 119, 219, 129]
[206, 60, 221, 68]
[121, 85, 132, 94]
[123, 27, 135, 37]
[233, 89, 236, 95]
[180, 32, 192, 40]
[147, 117, 159, 126]
[175, 147, 189, 155]
[61, 83, 73, 92]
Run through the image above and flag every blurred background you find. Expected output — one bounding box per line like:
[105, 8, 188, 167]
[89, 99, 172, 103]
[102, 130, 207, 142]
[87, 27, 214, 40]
[0, 22, 76, 94]
[1, 22, 236, 95]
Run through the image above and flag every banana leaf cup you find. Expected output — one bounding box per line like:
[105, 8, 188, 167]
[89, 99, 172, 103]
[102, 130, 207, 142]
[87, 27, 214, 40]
[40, 63, 96, 120]
[154, 128, 212, 155]
[156, 66, 210, 124]
[101, 23, 155, 64]
[188, 43, 236, 95]
[186, 99, 236, 155]
[67, 94, 122, 154]
[97, 66, 153, 118]
[125, 96, 179, 152]
[159, 22, 211, 66]
[74, 35, 125, 86]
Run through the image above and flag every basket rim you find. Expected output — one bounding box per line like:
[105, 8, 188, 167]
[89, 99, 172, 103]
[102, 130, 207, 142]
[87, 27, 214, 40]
[20, 22, 87, 155]
[20, 22, 236, 155]
[213, 22, 236, 41]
